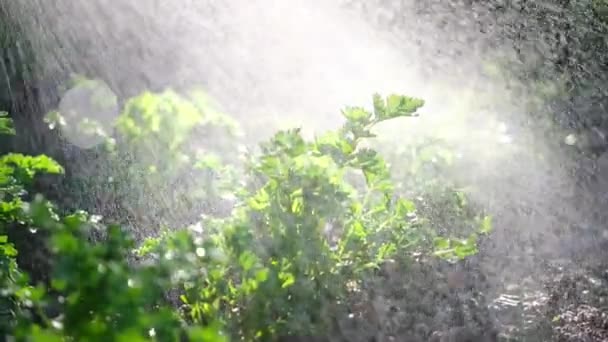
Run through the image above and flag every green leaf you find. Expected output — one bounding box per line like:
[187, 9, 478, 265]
[479, 215, 493, 234]
[451, 235, 478, 259]
[315, 131, 355, 160]
[395, 199, 416, 216]
[264, 129, 307, 157]
[452, 191, 467, 209]
[1, 242, 18, 257]
[454, 243, 478, 259]
[1, 154, 64, 177]
[377, 243, 396, 261]
[239, 251, 257, 271]
[342, 107, 372, 124]
[50, 279, 67, 291]
[375, 94, 424, 121]
[291, 195, 304, 214]
[433, 248, 455, 257]
[248, 189, 270, 211]
[255, 268, 269, 283]
[434, 237, 450, 250]
[280, 272, 295, 289]
[0, 112, 15, 135]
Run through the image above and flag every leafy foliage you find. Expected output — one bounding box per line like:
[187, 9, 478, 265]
[45, 82, 242, 236]
[0, 114, 224, 341]
[374, 134, 493, 261]
[0, 119, 64, 335]
[0, 112, 15, 135]
[135, 93, 491, 339]
[0, 91, 492, 341]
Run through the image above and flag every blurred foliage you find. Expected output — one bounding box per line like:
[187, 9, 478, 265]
[0, 92, 492, 340]
[44, 79, 243, 237]
[0, 118, 64, 335]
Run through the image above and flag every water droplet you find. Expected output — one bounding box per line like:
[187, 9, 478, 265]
[51, 320, 63, 330]
[189, 222, 204, 234]
[565, 134, 577, 146]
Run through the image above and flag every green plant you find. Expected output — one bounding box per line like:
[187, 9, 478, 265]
[45, 82, 243, 236]
[1, 91, 492, 341]
[373, 134, 493, 259]
[138, 93, 491, 340]
[0, 113, 63, 335]
[1, 112, 226, 341]
[14, 204, 225, 341]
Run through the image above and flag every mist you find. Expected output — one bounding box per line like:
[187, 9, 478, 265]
[3, 0, 580, 302]
[1, 0, 606, 340]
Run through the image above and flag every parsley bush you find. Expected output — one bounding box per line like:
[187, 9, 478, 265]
[0, 89, 492, 341]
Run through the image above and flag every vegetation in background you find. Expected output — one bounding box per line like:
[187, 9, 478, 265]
[45, 79, 243, 237]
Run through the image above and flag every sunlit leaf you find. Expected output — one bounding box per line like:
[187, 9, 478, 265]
[0, 111, 15, 135]
[1, 154, 64, 177]
[342, 107, 372, 124]
[395, 199, 416, 216]
[239, 251, 258, 271]
[479, 215, 493, 234]
[376, 94, 424, 121]
[280, 272, 295, 289]
[433, 237, 450, 250]
[255, 268, 269, 283]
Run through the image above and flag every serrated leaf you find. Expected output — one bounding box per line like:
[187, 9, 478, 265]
[396, 199, 416, 216]
[374, 94, 424, 121]
[342, 107, 372, 124]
